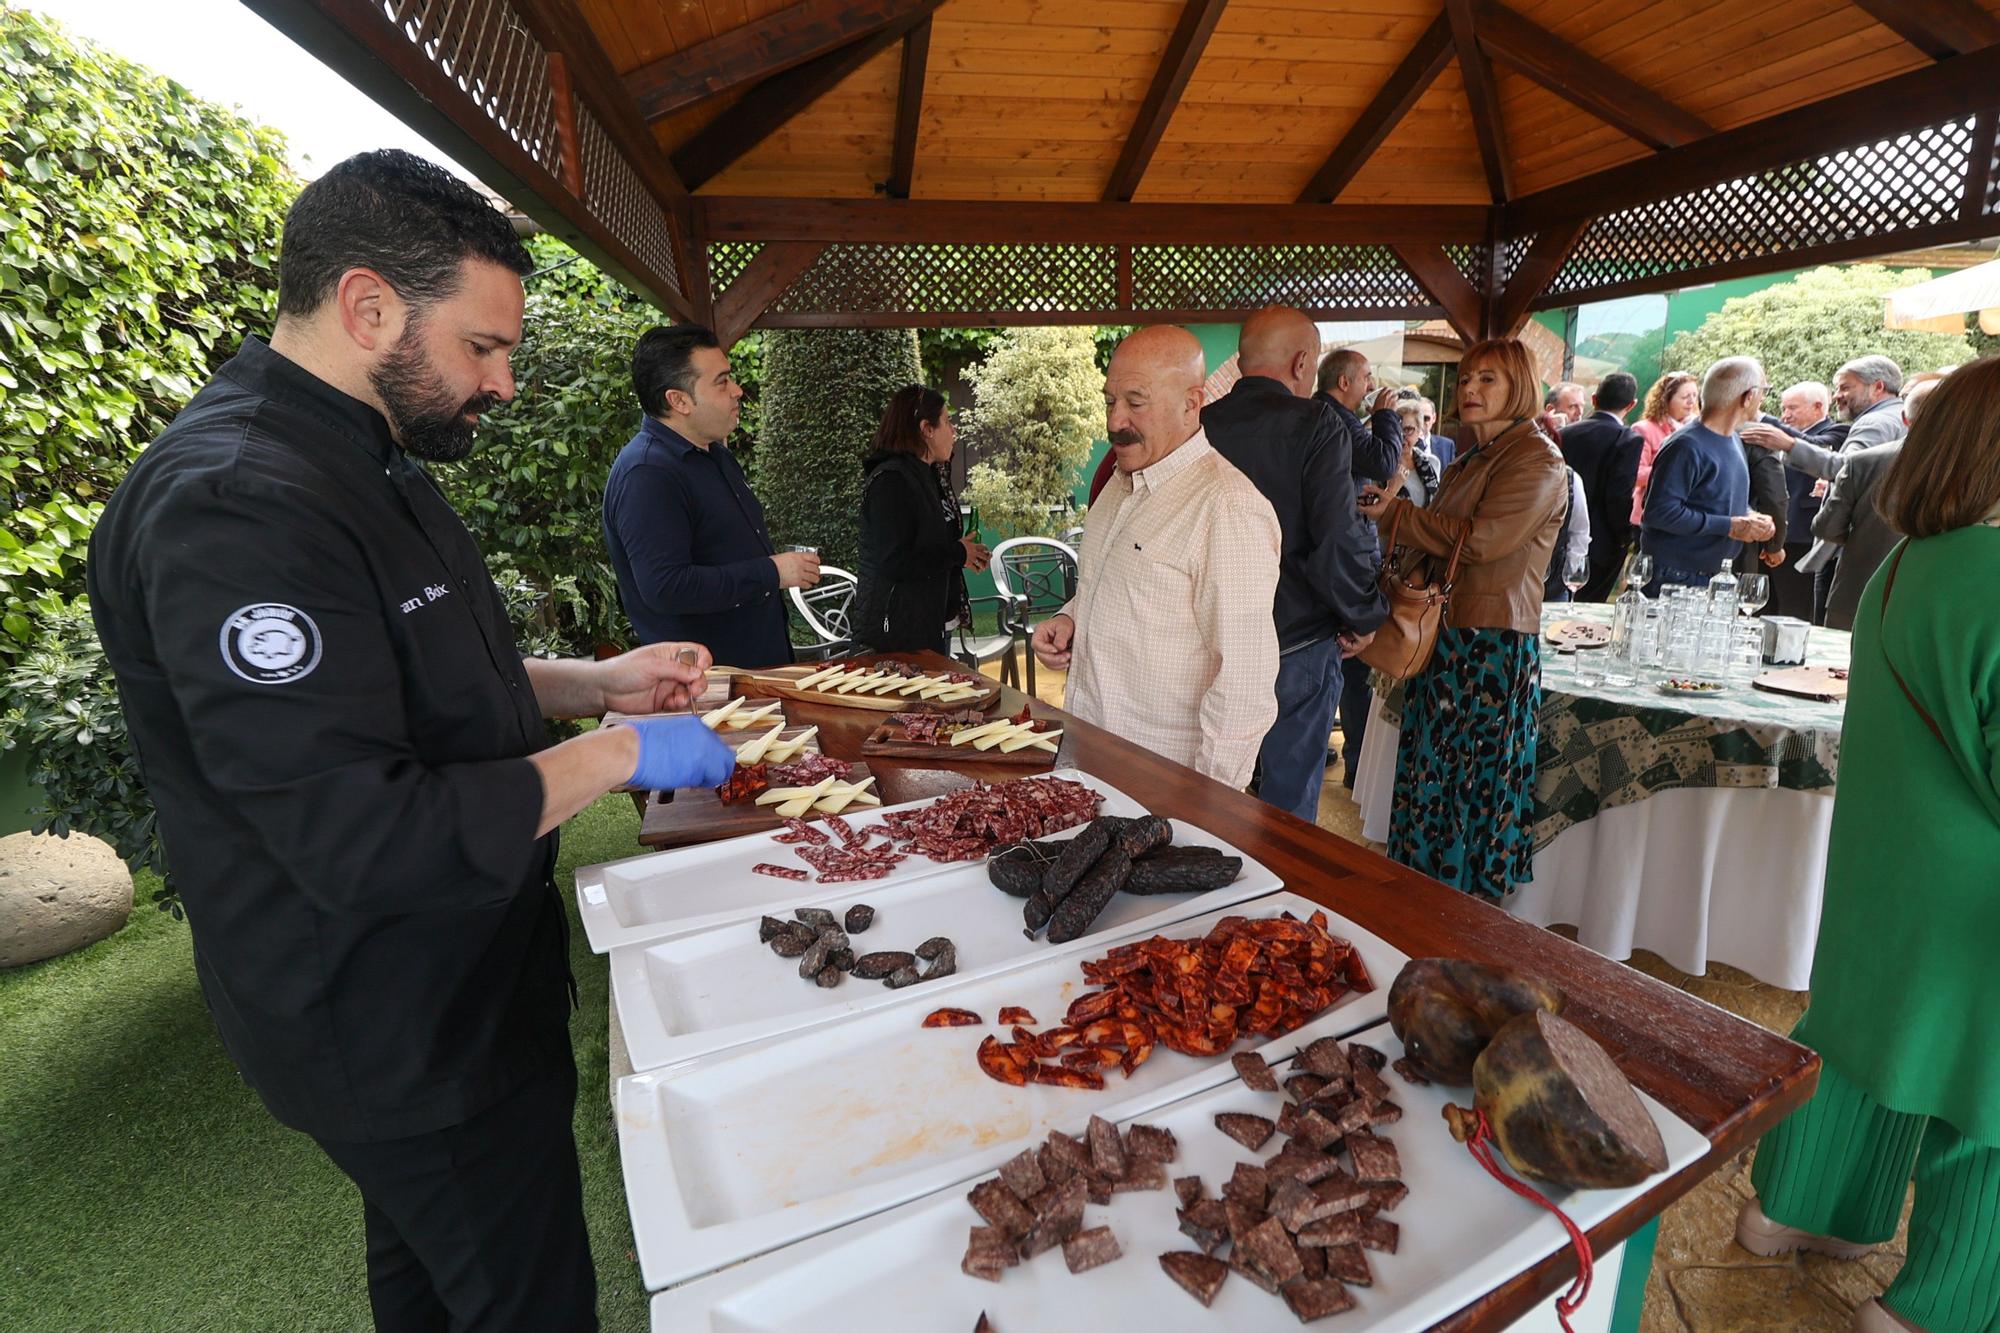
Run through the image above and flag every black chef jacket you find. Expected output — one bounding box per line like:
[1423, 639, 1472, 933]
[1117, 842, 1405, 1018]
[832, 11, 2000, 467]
[87, 336, 570, 1143]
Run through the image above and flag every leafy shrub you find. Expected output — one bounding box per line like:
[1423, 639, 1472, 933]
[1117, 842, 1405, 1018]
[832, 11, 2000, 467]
[1664, 264, 1973, 396]
[750, 327, 922, 570]
[0, 9, 293, 655]
[0, 601, 167, 899]
[436, 291, 658, 656]
[960, 326, 1103, 537]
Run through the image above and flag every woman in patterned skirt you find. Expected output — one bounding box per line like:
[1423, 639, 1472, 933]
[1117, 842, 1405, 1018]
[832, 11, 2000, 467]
[1357, 339, 1569, 896]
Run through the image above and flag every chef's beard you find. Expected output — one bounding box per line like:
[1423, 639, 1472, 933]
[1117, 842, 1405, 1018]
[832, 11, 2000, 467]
[370, 325, 499, 463]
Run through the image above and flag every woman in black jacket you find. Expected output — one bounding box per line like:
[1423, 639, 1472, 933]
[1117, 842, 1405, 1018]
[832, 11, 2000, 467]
[853, 385, 991, 653]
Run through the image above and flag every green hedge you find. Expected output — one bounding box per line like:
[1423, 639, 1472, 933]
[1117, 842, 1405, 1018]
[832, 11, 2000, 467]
[0, 8, 293, 653]
[751, 327, 921, 571]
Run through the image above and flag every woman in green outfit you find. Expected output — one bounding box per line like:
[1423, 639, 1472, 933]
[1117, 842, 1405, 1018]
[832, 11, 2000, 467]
[1737, 360, 2000, 1333]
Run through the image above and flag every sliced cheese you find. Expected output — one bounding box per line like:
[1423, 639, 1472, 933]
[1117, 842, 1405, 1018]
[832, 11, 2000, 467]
[892, 676, 936, 696]
[775, 796, 814, 818]
[934, 684, 982, 703]
[950, 719, 1013, 746]
[735, 724, 785, 765]
[765, 726, 819, 765]
[725, 700, 782, 730]
[832, 671, 884, 695]
[794, 664, 843, 689]
[973, 722, 1033, 751]
[699, 696, 744, 729]
[999, 727, 1061, 753]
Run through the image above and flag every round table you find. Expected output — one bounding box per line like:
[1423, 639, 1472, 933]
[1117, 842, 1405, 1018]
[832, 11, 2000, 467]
[1354, 604, 1848, 989]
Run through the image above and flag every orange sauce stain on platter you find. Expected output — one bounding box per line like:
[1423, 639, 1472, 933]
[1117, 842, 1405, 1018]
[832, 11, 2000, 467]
[848, 1110, 1034, 1176]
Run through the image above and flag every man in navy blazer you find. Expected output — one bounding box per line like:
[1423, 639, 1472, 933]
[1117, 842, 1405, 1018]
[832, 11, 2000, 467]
[1557, 373, 1644, 601]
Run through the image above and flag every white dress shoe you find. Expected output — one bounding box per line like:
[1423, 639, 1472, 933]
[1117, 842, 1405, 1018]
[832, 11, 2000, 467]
[1853, 1298, 1926, 1333]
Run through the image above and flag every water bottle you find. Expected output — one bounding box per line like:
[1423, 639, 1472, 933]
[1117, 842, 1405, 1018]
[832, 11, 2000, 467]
[1706, 558, 1739, 620]
[1604, 582, 1643, 687]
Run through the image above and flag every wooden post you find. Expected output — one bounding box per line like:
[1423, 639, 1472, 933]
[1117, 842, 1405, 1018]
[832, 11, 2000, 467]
[547, 52, 583, 198]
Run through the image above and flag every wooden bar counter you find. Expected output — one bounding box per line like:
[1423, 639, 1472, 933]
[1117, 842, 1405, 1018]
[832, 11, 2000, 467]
[635, 651, 1818, 1331]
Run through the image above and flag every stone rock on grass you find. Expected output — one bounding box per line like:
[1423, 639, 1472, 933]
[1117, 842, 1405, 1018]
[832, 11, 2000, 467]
[0, 831, 133, 967]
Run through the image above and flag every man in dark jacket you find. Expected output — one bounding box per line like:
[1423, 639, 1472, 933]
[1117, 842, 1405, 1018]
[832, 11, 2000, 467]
[1312, 347, 1402, 787]
[603, 325, 820, 667]
[1206, 308, 1386, 821]
[1742, 381, 1843, 619]
[1558, 372, 1644, 600]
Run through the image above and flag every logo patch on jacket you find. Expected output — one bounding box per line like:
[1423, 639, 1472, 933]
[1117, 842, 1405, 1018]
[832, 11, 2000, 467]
[219, 603, 322, 684]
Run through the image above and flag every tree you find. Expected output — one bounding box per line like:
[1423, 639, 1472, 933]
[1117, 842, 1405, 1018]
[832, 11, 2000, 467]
[751, 327, 922, 570]
[1664, 265, 1973, 397]
[961, 326, 1103, 537]
[0, 8, 295, 654]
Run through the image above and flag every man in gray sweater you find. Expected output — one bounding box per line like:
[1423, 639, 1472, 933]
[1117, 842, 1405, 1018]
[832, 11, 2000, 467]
[1811, 375, 1938, 630]
[1745, 354, 1908, 622]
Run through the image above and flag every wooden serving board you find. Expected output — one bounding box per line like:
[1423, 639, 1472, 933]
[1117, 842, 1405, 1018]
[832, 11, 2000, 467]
[1752, 664, 1851, 703]
[640, 759, 876, 849]
[1546, 617, 1613, 649]
[730, 662, 1001, 714]
[858, 719, 1056, 768]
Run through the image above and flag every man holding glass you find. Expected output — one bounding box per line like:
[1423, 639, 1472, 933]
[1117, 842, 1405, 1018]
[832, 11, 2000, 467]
[604, 325, 818, 667]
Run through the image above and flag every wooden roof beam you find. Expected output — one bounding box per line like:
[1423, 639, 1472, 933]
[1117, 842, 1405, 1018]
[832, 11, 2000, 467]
[884, 18, 932, 200]
[699, 197, 1492, 245]
[714, 242, 828, 345]
[1494, 220, 1589, 334]
[1847, 0, 2000, 61]
[1296, 13, 1453, 205]
[1504, 43, 2000, 233]
[626, 0, 938, 123]
[1475, 2, 1712, 150]
[1102, 0, 1231, 202]
[671, 1, 947, 191]
[1391, 244, 1485, 345]
[1444, 0, 1514, 203]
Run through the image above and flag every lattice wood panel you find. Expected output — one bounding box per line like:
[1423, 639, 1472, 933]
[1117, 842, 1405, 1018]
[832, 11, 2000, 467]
[708, 242, 764, 294]
[1545, 118, 1979, 301]
[1446, 244, 1489, 295]
[1131, 245, 1430, 313]
[376, 0, 680, 293]
[767, 244, 1118, 316]
[1498, 234, 1536, 291]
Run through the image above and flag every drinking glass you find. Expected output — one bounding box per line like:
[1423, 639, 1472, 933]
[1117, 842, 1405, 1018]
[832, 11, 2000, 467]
[1561, 550, 1590, 602]
[1628, 552, 1655, 593]
[1695, 613, 1733, 681]
[1738, 572, 1770, 618]
[1730, 622, 1765, 681]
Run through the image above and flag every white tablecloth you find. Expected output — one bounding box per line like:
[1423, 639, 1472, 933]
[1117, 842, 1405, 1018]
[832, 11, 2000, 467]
[1354, 702, 1830, 990]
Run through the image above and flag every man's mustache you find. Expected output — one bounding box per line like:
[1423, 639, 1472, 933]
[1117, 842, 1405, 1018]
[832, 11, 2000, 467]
[462, 392, 501, 418]
[1108, 428, 1143, 446]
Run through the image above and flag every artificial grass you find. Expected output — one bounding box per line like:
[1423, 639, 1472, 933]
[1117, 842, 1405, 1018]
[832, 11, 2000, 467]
[0, 794, 651, 1332]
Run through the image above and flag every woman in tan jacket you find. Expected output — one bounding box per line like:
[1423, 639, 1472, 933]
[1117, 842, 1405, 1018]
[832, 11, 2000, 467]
[1356, 338, 1569, 897]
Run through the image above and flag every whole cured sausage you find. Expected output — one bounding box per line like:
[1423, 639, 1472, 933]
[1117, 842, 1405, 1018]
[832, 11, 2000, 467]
[1125, 851, 1243, 895]
[1046, 849, 1133, 944]
[1114, 814, 1171, 859]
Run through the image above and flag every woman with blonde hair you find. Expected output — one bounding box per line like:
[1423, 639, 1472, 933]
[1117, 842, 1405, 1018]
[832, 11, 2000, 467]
[1629, 370, 1700, 525]
[1357, 338, 1568, 896]
[1735, 356, 2000, 1333]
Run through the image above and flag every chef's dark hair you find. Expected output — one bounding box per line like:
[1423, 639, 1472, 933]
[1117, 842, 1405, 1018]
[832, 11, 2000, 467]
[633, 324, 723, 418]
[276, 150, 532, 318]
[872, 384, 948, 458]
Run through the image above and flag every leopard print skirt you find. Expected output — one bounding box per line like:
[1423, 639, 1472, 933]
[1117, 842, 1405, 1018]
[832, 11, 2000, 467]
[1386, 628, 1540, 898]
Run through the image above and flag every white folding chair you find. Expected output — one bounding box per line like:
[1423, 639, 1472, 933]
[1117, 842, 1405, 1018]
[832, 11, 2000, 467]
[788, 564, 857, 662]
[989, 536, 1079, 696]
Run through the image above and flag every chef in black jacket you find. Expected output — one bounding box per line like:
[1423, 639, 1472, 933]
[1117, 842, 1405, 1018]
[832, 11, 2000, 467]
[87, 150, 736, 1331]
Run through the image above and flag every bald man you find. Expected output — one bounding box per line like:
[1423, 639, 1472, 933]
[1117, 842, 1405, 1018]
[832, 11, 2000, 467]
[1032, 326, 1281, 789]
[1202, 307, 1385, 820]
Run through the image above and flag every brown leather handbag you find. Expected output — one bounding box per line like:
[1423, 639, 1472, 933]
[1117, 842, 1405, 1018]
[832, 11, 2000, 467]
[1358, 503, 1470, 680]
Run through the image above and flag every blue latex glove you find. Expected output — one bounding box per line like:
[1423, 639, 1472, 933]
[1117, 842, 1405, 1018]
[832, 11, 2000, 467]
[623, 715, 736, 791]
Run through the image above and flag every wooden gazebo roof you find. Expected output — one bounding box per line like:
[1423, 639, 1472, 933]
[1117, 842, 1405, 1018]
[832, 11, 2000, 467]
[251, 0, 2000, 342]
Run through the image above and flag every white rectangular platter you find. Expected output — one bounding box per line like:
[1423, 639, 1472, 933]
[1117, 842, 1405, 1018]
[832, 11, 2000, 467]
[649, 1028, 1709, 1331]
[610, 815, 1284, 1072]
[577, 770, 1147, 953]
[616, 893, 1409, 1289]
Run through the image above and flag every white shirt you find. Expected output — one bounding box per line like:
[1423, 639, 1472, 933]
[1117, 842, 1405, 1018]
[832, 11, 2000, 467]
[1060, 430, 1281, 789]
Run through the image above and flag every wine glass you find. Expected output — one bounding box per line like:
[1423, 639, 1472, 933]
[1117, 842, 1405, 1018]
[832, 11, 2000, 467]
[1738, 572, 1770, 617]
[1629, 552, 1654, 594]
[1561, 550, 1590, 602]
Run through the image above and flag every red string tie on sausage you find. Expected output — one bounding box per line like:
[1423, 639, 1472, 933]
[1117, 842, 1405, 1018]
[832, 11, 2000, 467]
[1460, 1107, 1594, 1333]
